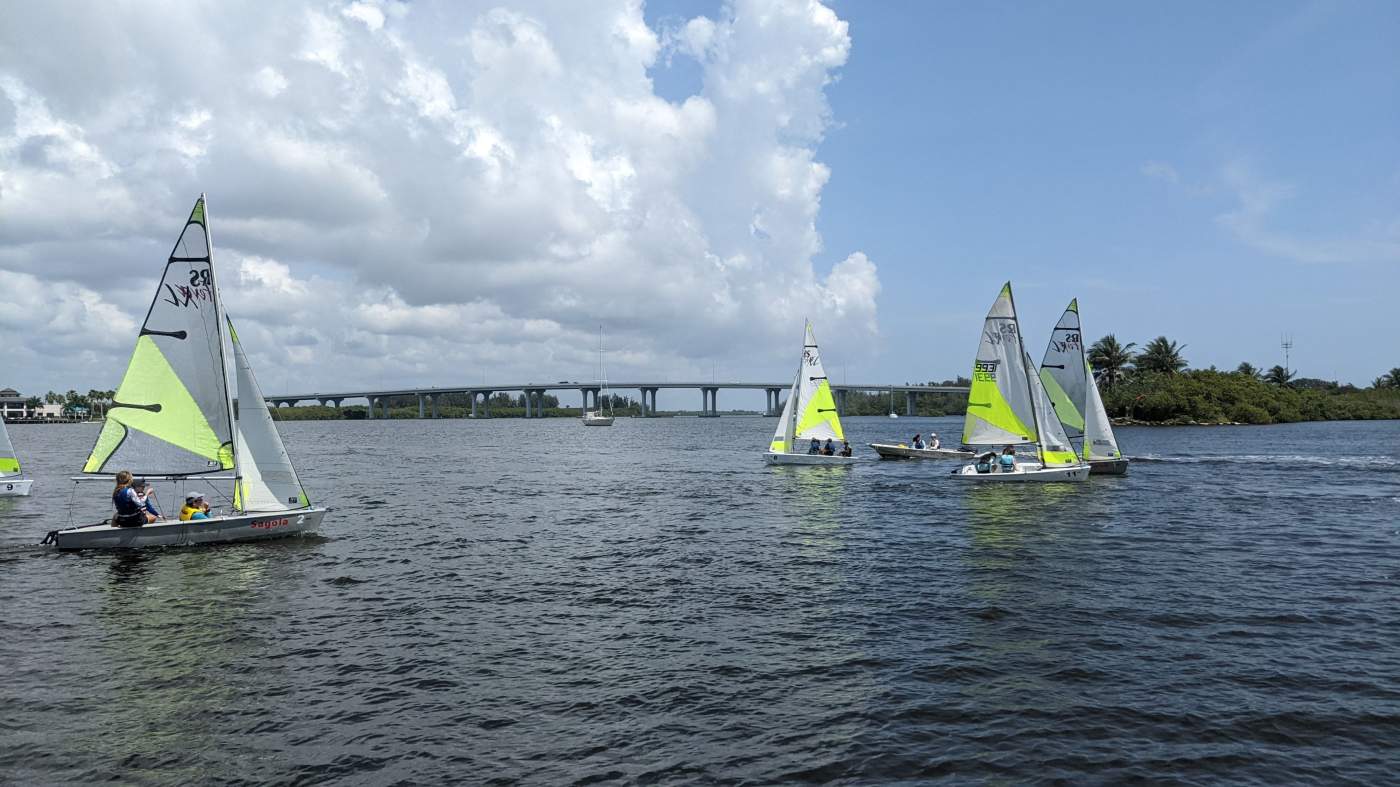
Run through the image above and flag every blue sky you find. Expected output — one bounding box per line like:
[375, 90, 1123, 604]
[653, 0, 1400, 385]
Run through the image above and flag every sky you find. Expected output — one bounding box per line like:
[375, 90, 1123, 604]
[1, 0, 1396, 408]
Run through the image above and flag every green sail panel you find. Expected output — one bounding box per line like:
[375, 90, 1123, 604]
[82, 196, 235, 475]
[962, 283, 1038, 447]
[0, 414, 19, 477]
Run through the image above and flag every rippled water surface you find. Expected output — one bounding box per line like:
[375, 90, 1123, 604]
[3, 417, 1399, 784]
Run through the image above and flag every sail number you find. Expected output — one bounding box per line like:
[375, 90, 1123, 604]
[974, 360, 999, 382]
[162, 266, 215, 309]
[1053, 332, 1081, 352]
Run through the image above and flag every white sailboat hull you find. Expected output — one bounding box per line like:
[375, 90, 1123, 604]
[869, 443, 974, 460]
[582, 412, 614, 426]
[950, 462, 1088, 482]
[0, 478, 33, 497]
[764, 451, 857, 466]
[48, 507, 328, 550]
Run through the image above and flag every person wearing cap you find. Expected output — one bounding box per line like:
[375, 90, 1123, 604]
[179, 494, 211, 521]
[928, 432, 941, 450]
[131, 478, 161, 520]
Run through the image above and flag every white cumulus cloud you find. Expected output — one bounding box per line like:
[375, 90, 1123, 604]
[0, 0, 877, 395]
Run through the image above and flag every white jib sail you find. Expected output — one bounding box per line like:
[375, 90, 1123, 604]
[963, 283, 1039, 447]
[1082, 364, 1122, 461]
[1026, 350, 1079, 467]
[1039, 300, 1088, 438]
[230, 320, 309, 512]
[0, 415, 19, 477]
[769, 374, 800, 454]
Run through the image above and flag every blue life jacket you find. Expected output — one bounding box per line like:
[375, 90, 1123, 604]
[113, 487, 141, 516]
[112, 487, 146, 527]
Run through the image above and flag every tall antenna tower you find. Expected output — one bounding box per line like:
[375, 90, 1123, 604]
[1280, 334, 1293, 374]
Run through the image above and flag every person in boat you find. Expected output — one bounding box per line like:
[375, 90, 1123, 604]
[808, 438, 821, 454]
[111, 470, 156, 528]
[839, 441, 853, 457]
[1000, 446, 1017, 472]
[131, 478, 161, 520]
[911, 434, 925, 449]
[180, 494, 211, 521]
[928, 433, 941, 450]
[822, 438, 836, 456]
[974, 451, 996, 473]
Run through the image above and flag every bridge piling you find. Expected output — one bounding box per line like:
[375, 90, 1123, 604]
[906, 391, 916, 416]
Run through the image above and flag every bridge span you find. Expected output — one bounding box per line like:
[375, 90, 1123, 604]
[263, 381, 971, 419]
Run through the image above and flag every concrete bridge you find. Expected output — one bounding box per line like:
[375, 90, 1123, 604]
[262, 381, 970, 419]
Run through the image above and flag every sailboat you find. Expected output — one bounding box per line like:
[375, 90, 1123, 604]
[887, 389, 899, 418]
[951, 283, 1088, 482]
[0, 414, 33, 496]
[45, 196, 327, 549]
[582, 325, 615, 426]
[764, 321, 855, 465]
[1039, 299, 1129, 475]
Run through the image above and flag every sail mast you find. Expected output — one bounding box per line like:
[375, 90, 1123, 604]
[1006, 284, 1045, 464]
[203, 195, 240, 493]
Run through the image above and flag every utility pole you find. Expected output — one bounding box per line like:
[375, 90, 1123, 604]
[1281, 334, 1293, 375]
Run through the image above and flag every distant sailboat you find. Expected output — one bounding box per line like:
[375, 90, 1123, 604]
[45, 195, 327, 549]
[765, 322, 855, 465]
[1039, 299, 1129, 475]
[582, 325, 615, 426]
[887, 389, 899, 418]
[0, 414, 33, 496]
[951, 283, 1087, 482]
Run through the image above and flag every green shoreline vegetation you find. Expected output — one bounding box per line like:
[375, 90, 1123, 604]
[1089, 336, 1400, 425]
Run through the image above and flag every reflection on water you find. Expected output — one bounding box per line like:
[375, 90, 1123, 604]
[77, 546, 285, 784]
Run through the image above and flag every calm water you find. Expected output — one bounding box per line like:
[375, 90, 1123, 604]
[2, 416, 1399, 784]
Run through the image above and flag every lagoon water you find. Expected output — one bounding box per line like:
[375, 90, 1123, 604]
[2, 416, 1399, 784]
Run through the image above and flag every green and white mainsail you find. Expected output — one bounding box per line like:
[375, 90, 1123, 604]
[769, 322, 844, 453]
[962, 283, 1079, 467]
[1038, 299, 1121, 461]
[1038, 300, 1088, 437]
[0, 414, 20, 477]
[963, 283, 1037, 446]
[230, 320, 310, 512]
[83, 196, 236, 475]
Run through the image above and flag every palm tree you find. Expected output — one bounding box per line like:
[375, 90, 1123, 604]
[1088, 335, 1137, 387]
[1137, 336, 1188, 375]
[1385, 368, 1400, 388]
[86, 389, 111, 419]
[1235, 362, 1262, 379]
[1264, 365, 1295, 386]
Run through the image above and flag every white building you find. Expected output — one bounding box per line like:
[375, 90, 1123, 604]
[0, 388, 30, 419]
